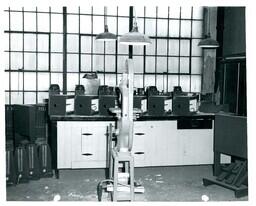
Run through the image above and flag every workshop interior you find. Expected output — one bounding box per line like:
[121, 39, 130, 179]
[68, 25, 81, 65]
[4, 6, 247, 201]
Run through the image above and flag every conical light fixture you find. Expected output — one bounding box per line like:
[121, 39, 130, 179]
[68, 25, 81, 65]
[198, 8, 219, 49]
[95, 7, 116, 41]
[119, 8, 151, 46]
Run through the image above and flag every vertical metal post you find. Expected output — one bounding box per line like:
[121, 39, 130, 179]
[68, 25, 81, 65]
[129, 6, 133, 59]
[236, 63, 240, 114]
[223, 64, 226, 104]
[63, 7, 67, 94]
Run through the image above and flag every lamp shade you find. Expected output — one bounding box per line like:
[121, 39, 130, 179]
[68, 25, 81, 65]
[198, 36, 219, 48]
[119, 24, 151, 46]
[95, 25, 117, 41]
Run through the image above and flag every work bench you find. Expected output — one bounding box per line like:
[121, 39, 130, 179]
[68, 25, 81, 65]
[48, 112, 230, 178]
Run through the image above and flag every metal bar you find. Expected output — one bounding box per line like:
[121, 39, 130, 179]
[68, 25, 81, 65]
[4, 30, 50, 34]
[115, 6, 118, 85]
[128, 6, 133, 59]
[154, 6, 157, 86]
[63, 7, 67, 94]
[223, 64, 226, 104]
[8, 7, 11, 104]
[36, 7, 38, 103]
[189, 7, 193, 92]
[22, 7, 25, 104]
[143, 6, 146, 89]
[178, 7, 181, 86]
[166, 6, 170, 92]
[49, 7, 52, 85]
[236, 63, 240, 114]
[78, 6, 81, 84]
[91, 6, 93, 72]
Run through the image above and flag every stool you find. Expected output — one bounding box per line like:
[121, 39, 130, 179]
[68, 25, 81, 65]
[109, 148, 134, 201]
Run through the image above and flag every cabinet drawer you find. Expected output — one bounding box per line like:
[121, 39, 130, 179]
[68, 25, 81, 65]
[177, 118, 212, 129]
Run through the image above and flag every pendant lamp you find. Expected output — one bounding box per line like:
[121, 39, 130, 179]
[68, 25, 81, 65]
[95, 7, 116, 41]
[119, 8, 151, 46]
[198, 7, 219, 48]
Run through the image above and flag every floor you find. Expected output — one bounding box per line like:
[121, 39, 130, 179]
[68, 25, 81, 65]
[6, 165, 248, 201]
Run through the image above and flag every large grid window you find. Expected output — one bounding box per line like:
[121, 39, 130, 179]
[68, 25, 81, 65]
[4, 6, 203, 105]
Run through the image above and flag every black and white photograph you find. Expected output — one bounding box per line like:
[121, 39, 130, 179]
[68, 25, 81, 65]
[0, 0, 255, 204]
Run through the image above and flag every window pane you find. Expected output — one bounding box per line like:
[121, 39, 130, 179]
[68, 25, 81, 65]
[180, 20, 191, 37]
[105, 41, 116, 54]
[93, 55, 104, 71]
[180, 75, 190, 92]
[146, 39, 155, 55]
[136, 17, 144, 33]
[24, 72, 36, 90]
[67, 54, 79, 72]
[191, 57, 202, 74]
[10, 72, 23, 91]
[191, 75, 201, 92]
[180, 40, 190, 56]
[133, 56, 143, 73]
[11, 34, 23, 51]
[24, 34, 36, 51]
[157, 6, 168, 18]
[169, 7, 180, 18]
[51, 54, 63, 71]
[180, 57, 190, 73]
[168, 40, 179, 56]
[105, 74, 116, 87]
[38, 92, 49, 103]
[157, 19, 168, 36]
[118, 43, 128, 55]
[5, 72, 9, 90]
[67, 14, 79, 33]
[105, 55, 116, 72]
[11, 92, 23, 104]
[118, 6, 129, 17]
[134, 74, 143, 89]
[133, 45, 144, 55]
[167, 75, 179, 91]
[192, 39, 202, 56]
[51, 14, 63, 32]
[107, 17, 117, 34]
[169, 20, 180, 37]
[24, 53, 36, 70]
[193, 7, 203, 19]
[168, 57, 179, 73]
[38, 73, 50, 90]
[11, 53, 23, 70]
[81, 36, 92, 53]
[93, 38, 104, 54]
[38, 53, 49, 70]
[24, 92, 36, 104]
[145, 6, 156, 18]
[181, 7, 192, 19]
[38, 35, 49, 52]
[156, 75, 164, 92]
[51, 34, 63, 52]
[67, 73, 79, 91]
[81, 54, 91, 71]
[38, 13, 49, 32]
[5, 92, 9, 104]
[145, 19, 156, 36]
[192, 21, 203, 38]
[135, 6, 145, 18]
[67, 35, 79, 52]
[11, 12, 22, 31]
[51, 73, 63, 91]
[80, 15, 91, 34]
[118, 17, 129, 35]
[157, 57, 167, 73]
[117, 55, 128, 73]
[145, 75, 155, 87]
[157, 39, 167, 55]
[24, 12, 36, 31]
[93, 16, 104, 34]
[145, 57, 155, 73]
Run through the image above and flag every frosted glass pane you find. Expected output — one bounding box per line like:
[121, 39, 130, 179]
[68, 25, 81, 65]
[92, 5, 104, 15]
[144, 75, 155, 87]
[158, 6, 168, 18]
[38, 35, 49, 52]
[146, 39, 155, 55]
[145, 6, 156, 17]
[192, 39, 202, 56]
[117, 56, 128, 73]
[38, 53, 49, 70]
[5, 92, 9, 104]
[38, 92, 49, 103]
[24, 92, 36, 104]
[168, 57, 179, 73]
[136, 18, 144, 33]
[11, 53, 23, 70]
[191, 75, 201, 92]
[106, 6, 117, 15]
[51, 54, 63, 71]
[157, 19, 168, 36]
[180, 40, 190, 56]
[168, 40, 179, 56]
[24, 53, 36, 70]
[180, 75, 190, 92]
[169, 7, 181, 18]
[118, 17, 129, 35]
[133, 56, 143, 73]
[134, 75, 143, 89]
[192, 21, 203, 38]
[180, 57, 189, 73]
[180, 20, 191, 37]
[145, 19, 156, 36]
[11, 34, 23, 51]
[67, 35, 79, 52]
[51, 73, 63, 91]
[118, 6, 129, 17]
[81, 54, 91, 71]
[145, 57, 155, 73]
[11, 12, 22, 31]
[191, 57, 202, 74]
[67, 15, 79, 33]
[105, 74, 116, 87]
[10, 72, 23, 91]
[93, 55, 104, 71]
[118, 44, 128, 55]
[93, 16, 104, 34]
[156, 75, 164, 92]
[24, 13, 36, 31]
[38, 13, 49, 32]
[169, 20, 180, 37]
[67, 54, 79, 72]
[51, 14, 63, 32]
[80, 15, 91, 33]
[105, 41, 116, 54]
[38, 73, 50, 90]
[11, 92, 23, 104]
[105, 55, 116, 72]
[67, 73, 79, 91]
[81, 36, 91, 53]
[51, 34, 63, 52]
[157, 57, 167, 73]
[193, 7, 203, 19]
[181, 7, 192, 19]
[80, 6, 92, 14]
[133, 45, 144, 55]
[157, 39, 167, 55]
[5, 72, 9, 90]
[134, 6, 145, 18]
[24, 34, 36, 51]
[24, 72, 36, 90]
[93, 38, 104, 54]
[107, 17, 117, 34]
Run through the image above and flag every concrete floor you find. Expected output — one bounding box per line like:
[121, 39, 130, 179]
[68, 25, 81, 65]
[6, 165, 248, 201]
